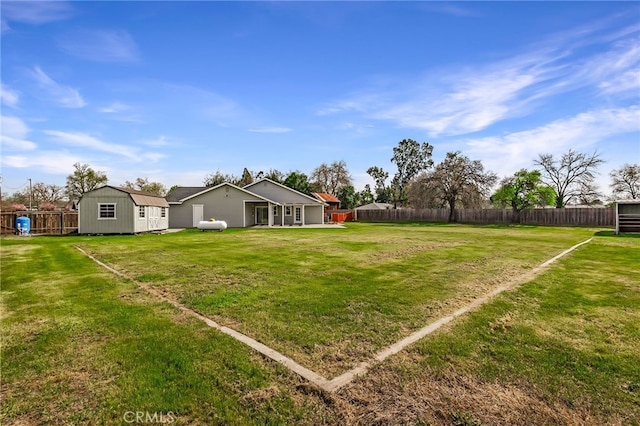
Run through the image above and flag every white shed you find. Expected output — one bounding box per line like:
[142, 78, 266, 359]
[79, 186, 169, 234]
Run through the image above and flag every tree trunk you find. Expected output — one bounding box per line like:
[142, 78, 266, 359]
[448, 200, 456, 223]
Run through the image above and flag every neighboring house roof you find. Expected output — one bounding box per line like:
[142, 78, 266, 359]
[166, 182, 281, 205]
[355, 202, 394, 210]
[244, 178, 326, 205]
[313, 192, 340, 203]
[81, 185, 169, 207]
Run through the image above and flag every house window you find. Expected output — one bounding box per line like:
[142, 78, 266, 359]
[98, 203, 116, 219]
[273, 206, 278, 216]
[161, 207, 166, 218]
[139, 206, 146, 218]
[285, 206, 292, 216]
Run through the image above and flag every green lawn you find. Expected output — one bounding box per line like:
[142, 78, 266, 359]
[2, 223, 638, 425]
[76, 223, 594, 376]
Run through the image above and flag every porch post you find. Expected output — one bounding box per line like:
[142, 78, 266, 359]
[268, 202, 273, 227]
[302, 205, 305, 225]
[281, 204, 285, 226]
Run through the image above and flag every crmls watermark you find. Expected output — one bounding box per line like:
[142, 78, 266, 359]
[123, 411, 176, 424]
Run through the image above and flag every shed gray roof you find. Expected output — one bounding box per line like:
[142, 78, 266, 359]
[80, 185, 169, 207]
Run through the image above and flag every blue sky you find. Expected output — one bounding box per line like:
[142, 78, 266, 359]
[1, 1, 639, 197]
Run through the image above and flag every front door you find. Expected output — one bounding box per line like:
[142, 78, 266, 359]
[192, 204, 204, 227]
[256, 206, 269, 225]
[294, 206, 302, 224]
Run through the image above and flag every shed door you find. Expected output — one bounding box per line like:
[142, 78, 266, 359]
[149, 207, 159, 230]
[192, 204, 204, 227]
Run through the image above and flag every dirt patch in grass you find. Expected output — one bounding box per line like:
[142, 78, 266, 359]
[338, 365, 618, 425]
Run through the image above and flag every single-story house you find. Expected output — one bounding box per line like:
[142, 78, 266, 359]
[166, 179, 326, 228]
[355, 202, 394, 210]
[166, 182, 280, 228]
[615, 200, 640, 234]
[78, 186, 169, 234]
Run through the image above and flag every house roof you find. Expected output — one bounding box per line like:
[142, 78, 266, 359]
[244, 178, 326, 205]
[165, 186, 207, 203]
[166, 182, 280, 205]
[313, 192, 340, 203]
[355, 202, 394, 210]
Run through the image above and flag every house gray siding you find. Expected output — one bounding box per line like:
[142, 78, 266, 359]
[169, 185, 265, 228]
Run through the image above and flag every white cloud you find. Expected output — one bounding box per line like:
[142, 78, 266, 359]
[319, 17, 640, 137]
[29, 66, 86, 108]
[0, 115, 37, 150]
[58, 29, 139, 62]
[463, 106, 640, 178]
[248, 127, 293, 133]
[43, 130, 138, 159]
[1, 1, 73, 25]
[99, 102, 131, 113]
[42, 130, 166, 164]
[1, 83, 19, 107]
[1, 151, 80, 174]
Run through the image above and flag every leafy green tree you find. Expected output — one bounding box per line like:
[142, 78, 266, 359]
[491, 169, 556, 223]
[283, 170, 311, 194]
[390, 139, 434, 207]
[238, 168, 254, 187]
[203, 170, 238, 187]
[412, 152, 496, 222]
[123, 178, 167, 196]
[366, 166, 392, 203]
[256, 168, 285, 183]
[534, 150, 604, 208]
[65, 162, 108, 199]
[359, 184, 375, 205]
[610, 163, 639, 200]
[337, 185, 360, 209]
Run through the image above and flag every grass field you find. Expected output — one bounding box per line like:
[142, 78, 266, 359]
[1, 223, 638, 425]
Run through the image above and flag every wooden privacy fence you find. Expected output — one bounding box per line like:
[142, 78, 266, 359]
[1, 211, 79, 235]
[355, 207, 615, 227]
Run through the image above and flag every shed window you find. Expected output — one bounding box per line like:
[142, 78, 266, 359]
[285, 206, 292, 216]
[98, 203, 116, 219]
[139, 206, 146, 218]
[161, 207, 166, 218]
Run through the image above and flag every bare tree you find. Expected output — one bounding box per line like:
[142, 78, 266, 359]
[534, 150, 604, 208]
[31, 182, 65, 207]
[310, 160, 352, 195]
[610, 163, 640, 200]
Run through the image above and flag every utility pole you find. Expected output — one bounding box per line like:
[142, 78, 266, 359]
[28, 178, 32, 211]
